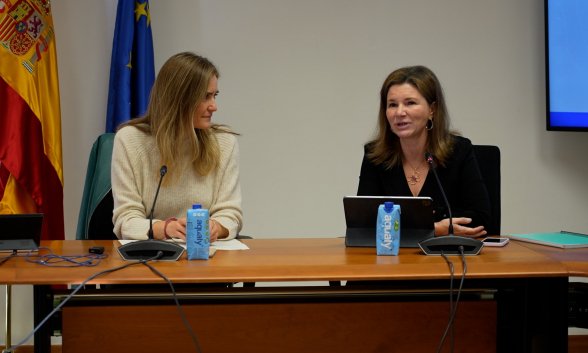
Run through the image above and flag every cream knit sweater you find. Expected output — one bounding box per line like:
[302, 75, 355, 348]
[111, 126, 242, 240]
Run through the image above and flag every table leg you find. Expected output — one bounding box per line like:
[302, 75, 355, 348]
[33, 285, 52, 353]
[496, 277, 568, 353]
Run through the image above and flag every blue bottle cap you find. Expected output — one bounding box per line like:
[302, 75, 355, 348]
[384, 201, 394, 211]
[192, 204, 202, 209]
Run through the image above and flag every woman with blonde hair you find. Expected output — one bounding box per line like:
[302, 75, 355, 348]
[112, 52, 242, 242]
[358, 65, 490, 237]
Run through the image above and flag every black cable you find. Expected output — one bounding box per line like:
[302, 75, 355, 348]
[436, 246, 467, 353]
[25, 247, 107, 267]
[438, 253, 455, 353]
[0, 251, 18, 265]
[440, 252, 455, 353]
[142, 261, 203, 353]
[8, 253, 162, 351]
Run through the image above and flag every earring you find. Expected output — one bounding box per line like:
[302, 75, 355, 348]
[426, 118, 434, 131]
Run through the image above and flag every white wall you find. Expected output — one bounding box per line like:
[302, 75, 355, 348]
[3, 0, 588, 345]
[58, 0, 588, 239]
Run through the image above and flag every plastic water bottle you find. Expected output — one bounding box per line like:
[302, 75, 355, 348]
[376, 201, 401, 255]
[186, 203, 210, 260]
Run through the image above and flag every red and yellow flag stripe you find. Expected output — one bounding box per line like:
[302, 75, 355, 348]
[0, 0, 64, 240]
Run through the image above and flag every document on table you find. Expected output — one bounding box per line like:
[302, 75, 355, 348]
[211, 239, 250, 250]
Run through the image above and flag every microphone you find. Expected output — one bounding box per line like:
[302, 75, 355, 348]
[117, 165, 185, 261]
[418, 153, 483, 255]
[426, 153, 454, 235]
[148, 166, 168, 239]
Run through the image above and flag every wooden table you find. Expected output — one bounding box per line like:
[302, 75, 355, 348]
[515, 241, 588, 276]
[2, 238, 580, 353]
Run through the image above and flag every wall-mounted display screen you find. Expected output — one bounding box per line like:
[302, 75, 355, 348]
[546, 0, 588, 131]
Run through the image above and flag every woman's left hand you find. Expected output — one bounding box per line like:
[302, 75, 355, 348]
[435, 217, 487, 238]
[209, 219, 229, 242]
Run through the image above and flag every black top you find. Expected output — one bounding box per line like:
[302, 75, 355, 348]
[357, 135, 492, 230]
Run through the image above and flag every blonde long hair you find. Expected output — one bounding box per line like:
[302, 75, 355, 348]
[121, 52, 235, 177]
[368, 65, 456, 169]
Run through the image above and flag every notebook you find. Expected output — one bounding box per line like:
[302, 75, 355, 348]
[507, 231, 588, 249]
[0, 213, 43, 251]
[344, 196, 434, 248]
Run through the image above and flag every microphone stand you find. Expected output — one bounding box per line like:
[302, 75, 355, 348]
[148, 166, 166, 240]
[418, 153, 483, 255]
[117, 166, 185, 261]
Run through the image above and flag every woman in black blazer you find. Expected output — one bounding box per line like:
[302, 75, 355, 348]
[358, 65, 491, 237]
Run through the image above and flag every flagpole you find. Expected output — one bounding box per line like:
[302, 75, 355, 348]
[3, 284, 12, 353]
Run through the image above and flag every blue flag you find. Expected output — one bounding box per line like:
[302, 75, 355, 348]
[105, 0, 155, 133]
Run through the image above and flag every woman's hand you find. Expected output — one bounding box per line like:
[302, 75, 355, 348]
[156, 217, 186, 240]
[157, 217, 227, 242]
[434, 218, 487, 238]
[210, 219, 228, 242]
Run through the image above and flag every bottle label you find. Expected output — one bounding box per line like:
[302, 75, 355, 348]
[376, 204, 401, 256]
[381, 214, 393, 250]
[187, 208, 210, 260]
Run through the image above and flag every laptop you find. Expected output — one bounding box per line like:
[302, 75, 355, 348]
[0, 213, 43, 251]
[344, 196, 434, 248]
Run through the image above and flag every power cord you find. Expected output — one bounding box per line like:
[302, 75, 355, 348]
[440, 252, 455, 353]
[436, 246, 467, 353]
[8, 251, 203, 353]
[0, 251, 18, 266]
[142, 261, 203, 353]
[25, 247, 107, 267]
[7, 253, 161, 351]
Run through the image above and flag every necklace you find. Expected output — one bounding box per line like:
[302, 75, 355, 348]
[406, 161, 424, 186]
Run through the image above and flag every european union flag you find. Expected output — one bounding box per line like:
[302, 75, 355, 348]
[105, 0, 155, 132]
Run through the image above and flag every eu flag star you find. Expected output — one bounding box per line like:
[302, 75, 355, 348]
[134, 1, 151, 26]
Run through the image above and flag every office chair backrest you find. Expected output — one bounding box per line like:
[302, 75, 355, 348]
[88, 190, 117, 240]
[76, 133, 117, 240]
[472, 145, 501, 236]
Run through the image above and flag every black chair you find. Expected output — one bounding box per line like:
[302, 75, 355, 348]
[472, 145, 501, 235]
[473, 146, 587, 331]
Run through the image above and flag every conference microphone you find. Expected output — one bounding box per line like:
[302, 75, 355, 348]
[117, 166, 185, 261]
[148, 166, 168, 239]
[418, 153, 483, 255]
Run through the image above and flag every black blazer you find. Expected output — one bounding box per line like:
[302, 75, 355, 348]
[357, 135, 492, 230]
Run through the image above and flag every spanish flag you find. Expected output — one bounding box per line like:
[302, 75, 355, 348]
[0, 0, 64, 240]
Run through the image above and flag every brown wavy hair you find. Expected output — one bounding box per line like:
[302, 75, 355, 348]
[367, 65, 456, 169]
[120, 52, 236, 177]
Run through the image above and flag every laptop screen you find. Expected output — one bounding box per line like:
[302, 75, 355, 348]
[0, 213, 43, 251]
[343, 196, 434, 248]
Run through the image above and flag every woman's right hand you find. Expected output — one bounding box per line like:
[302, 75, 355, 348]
[434, 218, 486, 238]
[155, 217, 187, 240]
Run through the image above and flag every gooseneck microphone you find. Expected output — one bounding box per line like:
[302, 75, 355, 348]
[117, 165, 185, 261]
[426, 153, 455, 235]
[418, 153, 483, 255]
[148, 166, 168, 239]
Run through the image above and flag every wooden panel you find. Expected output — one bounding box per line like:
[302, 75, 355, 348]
[569, 335, 588, 353]
[62, 300, 496, 353]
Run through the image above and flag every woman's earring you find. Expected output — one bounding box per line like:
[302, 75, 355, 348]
[426, 118, 434, 131]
